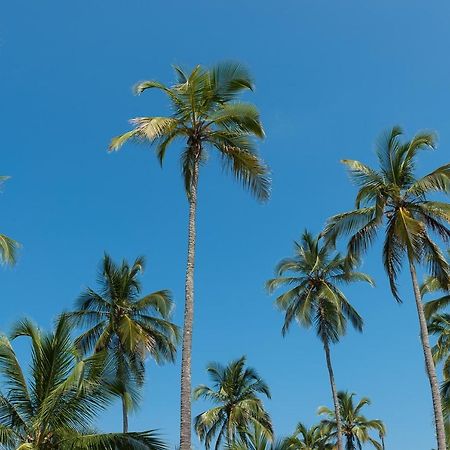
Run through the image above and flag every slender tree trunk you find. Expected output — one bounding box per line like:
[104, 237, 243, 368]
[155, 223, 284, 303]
[323, 341, 344, 450]
[179, 157, 200, 450]
[409, 260, 446, 450]
[122, 394, 128, 433]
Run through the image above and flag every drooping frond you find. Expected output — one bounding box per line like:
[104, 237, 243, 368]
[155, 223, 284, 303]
[323, 208, 377, 248]
[216, 140, 270, 202]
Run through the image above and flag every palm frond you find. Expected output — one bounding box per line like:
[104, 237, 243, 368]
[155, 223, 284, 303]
[0, 234, 20, 265]
[65, 429, 167, 450]
[407, 163, 450, 196]
[216, 139, 270, 202]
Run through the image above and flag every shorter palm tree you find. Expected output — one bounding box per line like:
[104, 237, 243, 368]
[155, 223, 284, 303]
[427, 313, 450, 379]
[68, 254, 179, 432]
[318, 391, 386, 450]
[423, 253, 450, 380]
[285, 422, 333, 450]
[422, 260, 450, 434]
[227, 424, 291, 450]
[194, 356, 273, 450]
[0, 176, 19, 265]
[0, 314, 166, 449]
[266, 230, 373, 450]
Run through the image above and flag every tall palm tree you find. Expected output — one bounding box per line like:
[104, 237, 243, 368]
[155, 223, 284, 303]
[193, 356, 273, 450]
[68, 254, 179, 433]
[109, 61, 270, 450]
[266, 230, 373, 450]
[322, 126, 450, 449]
[0, 314, 166, 449]
[0, 176, 19, 265]
[285, 422, 333, 450]
[318, 392, 386, 450]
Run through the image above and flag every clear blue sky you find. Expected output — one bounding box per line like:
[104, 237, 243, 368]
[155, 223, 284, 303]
[1, 1, 450, 448]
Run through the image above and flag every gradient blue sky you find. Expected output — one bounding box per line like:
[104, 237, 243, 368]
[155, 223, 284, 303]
[2, 1, 450, 448]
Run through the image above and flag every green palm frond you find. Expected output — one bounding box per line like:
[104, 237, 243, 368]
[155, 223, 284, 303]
[408, 164, 450, 196]
[0, 177, 20, 266]
[0, 234, 20, 266]
[63, 429, 167, 450]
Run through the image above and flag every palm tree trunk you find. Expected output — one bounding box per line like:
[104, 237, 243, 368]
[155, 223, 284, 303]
[122, 394, 128, 433]
[323, 341, 344, 450]
[179, 157, 200, 450]
[409, 260, 446, 450]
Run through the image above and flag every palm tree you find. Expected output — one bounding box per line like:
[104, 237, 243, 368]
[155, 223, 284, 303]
[193, 356, 273, 450]
[427, 313, 450, 379]
[422, 264, 450, 435]
[109, 61, 270, 450]
[0, 314, 166, 449]
[67, 254, 179, 433]
[266, 230, 373, 450]
[0, 176, 19, 265]
[423, 252, 450, 321]
[285, 422, 333, 450]
[322, 126, 450, 449]
[228, 424, 292, 450]
[319, 391, 386, 450]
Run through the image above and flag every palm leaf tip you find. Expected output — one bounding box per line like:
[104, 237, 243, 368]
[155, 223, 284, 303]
[109, 133, 131, 152]
[0, 234, 20, 265]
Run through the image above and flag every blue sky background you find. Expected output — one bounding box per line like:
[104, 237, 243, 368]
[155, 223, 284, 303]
[1, 1, 450, 448]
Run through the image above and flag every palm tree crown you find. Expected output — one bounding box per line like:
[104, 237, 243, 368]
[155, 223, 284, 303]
[286, 422, 333, 450]
[0, 314, 166, 449]
[318, 392, 386, 450]
[194, 356, 273, 450]
[323, 126, 450, 301]
[266, 230, 372, 341]
[110, 62, 270, 200]
[68, 254, 179, 432]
